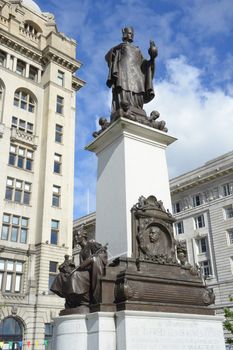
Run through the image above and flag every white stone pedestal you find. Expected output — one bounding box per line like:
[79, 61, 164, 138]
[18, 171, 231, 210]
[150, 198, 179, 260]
[87, 312, 116, 350]
[86, 118, 176, 260]
[52, 313, 115, 350]
[52, 311, 226, 350]
[52, 315, 87, 350]
[116, 310, 226, 350]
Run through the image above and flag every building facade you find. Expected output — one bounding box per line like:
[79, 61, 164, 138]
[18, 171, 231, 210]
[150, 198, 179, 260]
[73, 151, 233, 320]
[170, 151, 233, 316]
[0, 0, 84, 349]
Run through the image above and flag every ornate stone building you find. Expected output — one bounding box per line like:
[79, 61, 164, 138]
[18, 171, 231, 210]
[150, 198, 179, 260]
[0, 0, 84, 349]
[170, 151, 233, 317]
[73, 151, 233, 320]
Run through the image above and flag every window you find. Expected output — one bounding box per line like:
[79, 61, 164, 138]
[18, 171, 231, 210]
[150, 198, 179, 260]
[174, 201, 181, 213]
[52, 185, 61, 207]
[222, 183, 232, 197]
[56, 95, 64, 114]
[48, 261, 57, 293]
[0, 259, 23, 293]
[14, 90, 35, 113]
[29, 66, 38, 81]
[175, 221, 184, 235]
[9, 144, 33, 171]
[5, 177, 32, 205]
[194, 214, 205, 229]
[55, 124, 63, 143]
[57, 70, 64, 86]
[0, 317, 23, 347]
[49, 261, 58, 291]
[199, 260, 212, 278]
[197, 237, 208, 254]
[50, 220, 59, 245]
[224, 205, 233, 219]
[1, 213, 28, 243]
[228, 229, 233, 245]
[192, 194, 201, 207]
[16, 59, 26, 76]
[11, 116, 34, 134]
[44, 323, 53, 349]
[0, 49, 7, 67]
[24, 22, 38, 36]
[54, 153, 62, 174]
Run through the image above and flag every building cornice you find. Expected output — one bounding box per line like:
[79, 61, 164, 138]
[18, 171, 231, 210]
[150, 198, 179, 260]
[72, 75, 85, 91]
[0, 30, 83, 74]
[42, 45, 82, 73]
[170, 165, 233, 195]
[0, 29, 42, 63]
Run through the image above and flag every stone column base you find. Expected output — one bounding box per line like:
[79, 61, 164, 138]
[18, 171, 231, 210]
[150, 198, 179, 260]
[52, 311, 225, 350]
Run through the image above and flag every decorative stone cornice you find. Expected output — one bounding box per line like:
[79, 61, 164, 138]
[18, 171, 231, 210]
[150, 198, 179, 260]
[170, 165, 233, 194]
[1, 245, 28, 255]
[0, 30, 42, 64]
[72, 75, 85, 91]
[0, 31, 82, 73]
[42, 45, 82, 73]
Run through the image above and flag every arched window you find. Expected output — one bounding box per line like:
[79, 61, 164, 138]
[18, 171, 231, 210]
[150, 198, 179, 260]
[0, 317, 23, 349]
[13, 89, 35, 113]
[24, 20, 42, 37]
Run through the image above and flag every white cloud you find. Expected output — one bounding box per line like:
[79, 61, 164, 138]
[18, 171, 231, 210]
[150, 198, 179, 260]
[145, 56, 233, 177]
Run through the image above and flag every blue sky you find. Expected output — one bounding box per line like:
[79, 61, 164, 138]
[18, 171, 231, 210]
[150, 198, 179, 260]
[36, 0, 233, 219]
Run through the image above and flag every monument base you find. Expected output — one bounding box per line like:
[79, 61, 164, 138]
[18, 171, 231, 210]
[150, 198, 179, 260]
[52, 311, 225, 350]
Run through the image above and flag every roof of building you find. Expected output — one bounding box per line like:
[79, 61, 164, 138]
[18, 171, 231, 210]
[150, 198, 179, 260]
[21, 0, 41, 13]
[170, 150, 233, 194]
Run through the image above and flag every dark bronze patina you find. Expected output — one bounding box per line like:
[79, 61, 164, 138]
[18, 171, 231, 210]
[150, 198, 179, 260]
[105, 27, 157, 119]
[50, 226, 107, 315]
[91, 196, 215, 315]
[52, 197, 215, 315]
[93, 27, 168, 137]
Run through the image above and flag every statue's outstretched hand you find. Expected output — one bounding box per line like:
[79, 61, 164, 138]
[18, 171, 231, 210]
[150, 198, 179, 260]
[148, 40, 158, 60]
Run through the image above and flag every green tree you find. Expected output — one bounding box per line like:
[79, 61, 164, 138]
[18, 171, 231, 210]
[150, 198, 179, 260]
[224, 297, 233, 345]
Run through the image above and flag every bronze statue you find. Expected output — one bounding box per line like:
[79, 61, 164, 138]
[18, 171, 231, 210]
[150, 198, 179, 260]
[50, 228, 107, 313]
[105, 26, 158, 120]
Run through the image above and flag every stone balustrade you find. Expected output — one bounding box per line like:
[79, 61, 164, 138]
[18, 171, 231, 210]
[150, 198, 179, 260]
[11, 127, 37, 148]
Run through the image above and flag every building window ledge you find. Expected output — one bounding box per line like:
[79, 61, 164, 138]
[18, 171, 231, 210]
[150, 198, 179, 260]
[11, 128, 37, 149]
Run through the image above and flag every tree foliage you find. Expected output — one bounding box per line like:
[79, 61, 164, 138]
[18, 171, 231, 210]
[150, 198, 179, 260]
[224, 297, 233, 345]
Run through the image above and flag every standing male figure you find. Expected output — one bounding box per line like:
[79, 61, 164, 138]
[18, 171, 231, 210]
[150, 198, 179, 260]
[105, 26, 158, 120]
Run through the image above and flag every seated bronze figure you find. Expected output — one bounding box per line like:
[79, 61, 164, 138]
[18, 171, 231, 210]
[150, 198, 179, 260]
[50, 229, 107, 314]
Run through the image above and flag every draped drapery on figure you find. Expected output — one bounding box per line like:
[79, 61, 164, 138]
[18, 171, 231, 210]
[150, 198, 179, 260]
[50, 239, 107, 310]
[105, 27, 157, 118]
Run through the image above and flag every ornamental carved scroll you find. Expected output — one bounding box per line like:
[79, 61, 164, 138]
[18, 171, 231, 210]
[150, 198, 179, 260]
[131, 195, 178, 265]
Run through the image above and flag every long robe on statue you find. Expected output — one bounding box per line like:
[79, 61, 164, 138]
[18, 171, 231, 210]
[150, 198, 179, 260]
[50, 241, 107, 307]
[105, 41, 155, 112]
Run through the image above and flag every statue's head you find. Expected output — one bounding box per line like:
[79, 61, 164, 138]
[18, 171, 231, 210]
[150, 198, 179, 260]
[122, 26, 134, 42]
[75, 225, 88, 245]
[149, 226, 161, 243]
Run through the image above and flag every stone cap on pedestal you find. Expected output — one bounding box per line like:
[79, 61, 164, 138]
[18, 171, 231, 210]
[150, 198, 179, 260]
[86, 117, 177, 154]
